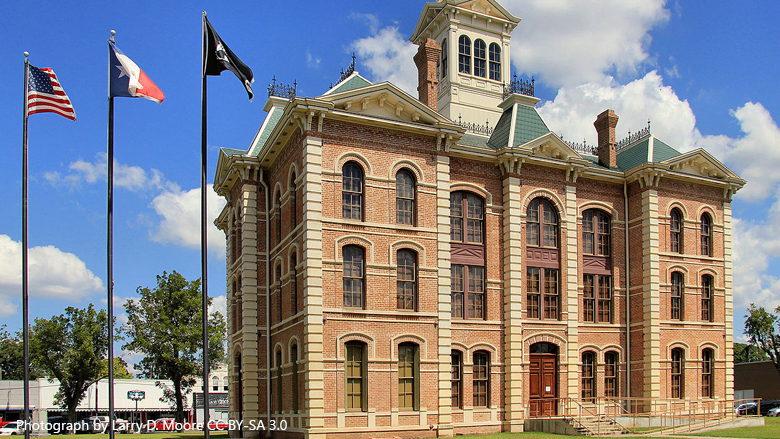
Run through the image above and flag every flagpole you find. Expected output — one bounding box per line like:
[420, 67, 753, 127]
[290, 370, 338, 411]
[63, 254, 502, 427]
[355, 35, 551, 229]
[107, 30, 116, 439]
[22, 51, 31, 439]
[201, 12, 211, 439]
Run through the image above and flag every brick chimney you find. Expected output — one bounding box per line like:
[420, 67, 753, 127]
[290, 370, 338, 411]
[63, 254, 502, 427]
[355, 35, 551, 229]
[413, 38, 441, 111]
[594, 109, 619, 168]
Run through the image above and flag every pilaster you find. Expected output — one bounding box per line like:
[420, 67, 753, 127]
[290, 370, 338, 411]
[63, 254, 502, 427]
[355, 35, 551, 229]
[723, 201, 734, 399]
[641, 189, 661, 400]
[436, 155, 454, 437]
[302, 136, 326, 439]
[239, 183, 261, 432]
[502, 175, 524, 432]
[564, 185, 580, 400]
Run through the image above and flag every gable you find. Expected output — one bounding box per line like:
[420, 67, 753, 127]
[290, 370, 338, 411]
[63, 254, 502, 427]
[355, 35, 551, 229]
[664, 149, 740, 180]
[410, 0, 520, 43]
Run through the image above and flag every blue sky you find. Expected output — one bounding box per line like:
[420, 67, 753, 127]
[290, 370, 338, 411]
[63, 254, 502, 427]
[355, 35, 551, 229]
[1, 0, 779, 358]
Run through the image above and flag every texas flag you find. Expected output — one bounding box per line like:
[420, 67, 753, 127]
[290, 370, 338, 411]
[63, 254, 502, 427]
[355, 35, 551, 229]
[109, 43, 165, 103]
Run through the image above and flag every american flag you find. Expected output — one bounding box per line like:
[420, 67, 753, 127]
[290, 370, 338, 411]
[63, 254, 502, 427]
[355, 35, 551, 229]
[27, 64, 76, 120]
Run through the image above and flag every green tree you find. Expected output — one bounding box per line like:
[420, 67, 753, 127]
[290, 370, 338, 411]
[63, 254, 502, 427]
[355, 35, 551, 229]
[123, 271, 226, 424]
[744, 304, 780, 373]
[734, 342, 769, 364]
[99, 357, 133, 379]
[0, 325, 42, 380]
[30, 305, 109, 427]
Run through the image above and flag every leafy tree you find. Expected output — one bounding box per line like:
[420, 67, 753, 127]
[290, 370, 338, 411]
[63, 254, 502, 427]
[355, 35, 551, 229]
[744, 304, 780, 373]
[123, 271, 226, 424]
[99, 357, 133, 379]
[30, 305, 109, 426]
[734, 342, 769, 364]
[0, 325, 42, 380]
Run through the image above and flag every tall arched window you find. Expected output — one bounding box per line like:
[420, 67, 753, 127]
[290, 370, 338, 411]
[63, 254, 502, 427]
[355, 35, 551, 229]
[440, 39, 448, 80]
[231, 280, 238, 334]
[450, 192, 486, 320]
[671, 272, 684, 320]
[700, 213, 712, 256]
[474, 39, 486, 77]
[233, 202, 242, 262]
[291, 343, 299, 413]
[527, 198, 560, 320]
[275, 350, 283, 412]
[212, 376, 219, 391]
[583, 210, 612, 323]
[451, 350, 462, 408]
[581, 352, 596, 402]
[342, 163, 363, 220]
[289, 173, 297, 228]
[346, 341, 367, 411]
[397, 250, 417, 311]
[604, 351, 619, 398]
[473, 351, 490, 407]
[237, 275, 243, 329]
[700, 274, 713, 322]
[396, 170, 416, 225]
[398, 343, 419, 410]
[275, 191, 282, 245]
[670, 208, 683, 253]
[343, 246, 365, 309]
[276, 265, 283, 322]
[488, 43, 501, 81]
[291, 253, 298, 315]
[583, 210, 610, 256]
[458, 35, 471, 74]
[702, 348, 714, 398]
[671, 348, 685, 399]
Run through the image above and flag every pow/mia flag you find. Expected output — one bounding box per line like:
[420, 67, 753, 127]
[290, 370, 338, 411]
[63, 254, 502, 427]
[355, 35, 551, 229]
[204, 15, 254, 100]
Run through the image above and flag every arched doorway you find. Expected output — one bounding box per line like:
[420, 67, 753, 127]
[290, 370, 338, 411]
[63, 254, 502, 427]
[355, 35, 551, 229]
[529, 342, 558, 416]
[234, 353, 243, 422]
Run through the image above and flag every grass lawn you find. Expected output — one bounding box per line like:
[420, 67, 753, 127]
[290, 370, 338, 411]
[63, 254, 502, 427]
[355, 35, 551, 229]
[56, 433, 229, 439]
[682, 416, 780, 438]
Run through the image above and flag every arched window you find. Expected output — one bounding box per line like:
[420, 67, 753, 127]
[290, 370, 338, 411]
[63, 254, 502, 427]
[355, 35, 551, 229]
[527, 198, 560, 320]
[700, 213, 712, 256]
[291, 253, 298, 315]
[346, 341, 367, 411]
[450, 192, 484, 244]
[276, 265, 283, 322]
[581, 352, 596, 402]
[342, 162, 364, 220]
[275, 350, 283, 412]
[289, 173, 298, 228]
[583, 210, 610, 256]
[440, 39, 448, 80]
[291, 343, 299, 413]
[396, 170, 416, 225]
[701, 274, 713, 322]
[233, 202, 242, 262]
[671, 272, 684, 320]
[237, 275, 243, 329]
[212, 376, 219, 391]
[397, 250, 417, 311]
[702, 348, 714, 398]
[451, 350, 462, 408]
[458, 35, 471, 74]
[604, 351, 619, 398]
[343, 246, 365, 309]
[473, 351, 490, 407]
[398, 343, 419, 410]
[527, 198, 558, 248]
[488, 43, 501, 81]
[231, 280, 238, 334]
[671, 348, 685, 399]
[474, 39, 486, 77]
[670, 208, 683, 253]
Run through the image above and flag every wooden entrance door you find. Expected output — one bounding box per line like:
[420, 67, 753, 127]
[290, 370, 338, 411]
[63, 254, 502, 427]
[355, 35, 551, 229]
[529, 354, 557, 416]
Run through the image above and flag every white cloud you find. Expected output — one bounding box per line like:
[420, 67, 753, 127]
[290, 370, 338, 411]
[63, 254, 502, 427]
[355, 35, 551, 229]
[149, 185, 227, 258]
[351, 26, 418, 95]
[209, 294, 227, 318]
[46, 153, 179, 193]
[306, 50, 321, 69]
[349, 12, 381, 34]
[504, 0, 669, 87]
[0, 235, 104, 316]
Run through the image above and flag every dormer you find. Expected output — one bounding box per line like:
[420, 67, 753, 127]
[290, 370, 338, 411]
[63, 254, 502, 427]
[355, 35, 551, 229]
[411, 0, 520, 129]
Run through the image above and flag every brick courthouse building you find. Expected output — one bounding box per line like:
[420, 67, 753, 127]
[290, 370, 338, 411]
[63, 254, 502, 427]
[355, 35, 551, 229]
[213, 1, 745, 437]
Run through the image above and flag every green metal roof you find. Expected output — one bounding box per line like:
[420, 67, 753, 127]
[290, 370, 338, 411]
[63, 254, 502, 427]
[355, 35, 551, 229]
[459, 133, 490, 149]
[221, 147, 246, 157]
[248, 106, 284, 157]
[615, 136, 682, 171]
[326, 73, 372, 95]
[486, 109, 513, 150]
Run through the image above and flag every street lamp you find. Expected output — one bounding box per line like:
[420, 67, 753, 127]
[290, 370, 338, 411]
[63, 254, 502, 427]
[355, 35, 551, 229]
[127, 390, 145, 430]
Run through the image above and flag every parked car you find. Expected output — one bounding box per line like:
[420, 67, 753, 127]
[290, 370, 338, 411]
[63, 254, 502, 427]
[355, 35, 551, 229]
[47, 417, 69, 434]
[0, 421, 25, 436]
[736, 402, 758, 416]
[767, 406, 780, 417]
[760, 400, 780, 416]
